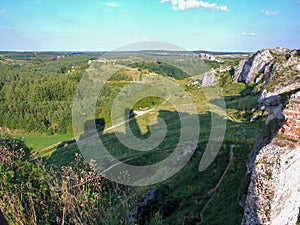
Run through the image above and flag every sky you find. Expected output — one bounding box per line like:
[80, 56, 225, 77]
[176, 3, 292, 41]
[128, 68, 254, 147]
[0, 0, 299, 52]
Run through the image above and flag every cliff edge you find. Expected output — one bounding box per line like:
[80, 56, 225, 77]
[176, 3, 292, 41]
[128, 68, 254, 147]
[234, 48, 300, 98]
[242, 92, 300, 225]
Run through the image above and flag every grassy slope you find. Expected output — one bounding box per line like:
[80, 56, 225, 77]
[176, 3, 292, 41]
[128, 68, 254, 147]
[154, 83, 263, 225]
[12, 133, 74, 152]
[42, 79, 264, 224]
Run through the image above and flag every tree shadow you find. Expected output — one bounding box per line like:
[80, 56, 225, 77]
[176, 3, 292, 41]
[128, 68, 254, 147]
[45, 89, 269, 224]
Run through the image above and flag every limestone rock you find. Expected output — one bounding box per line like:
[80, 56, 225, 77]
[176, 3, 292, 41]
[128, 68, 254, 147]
[202, 69, 216, 87]
[243, 91, 300, 225]
[234, 48, 300, 93]
[242, 144, 300, 225]
[258, 93, 283, 125]
[199, 53, 216, 61]
[234, 49, 274, 84]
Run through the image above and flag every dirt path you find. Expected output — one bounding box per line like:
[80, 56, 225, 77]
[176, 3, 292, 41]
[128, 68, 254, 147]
[103, 95, 171, 133]
[38, 96, 171, 157]
[199, 144, 235, 224]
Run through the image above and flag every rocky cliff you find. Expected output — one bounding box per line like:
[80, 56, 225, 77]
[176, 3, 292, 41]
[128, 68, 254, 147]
[242, 91, 300, 225]
[242, 144, 300, 225]
[277, 92, 300, 146]
[201, 68, 217, 87]
[234, 48, 300, 96]
[235, 48, 275, 84]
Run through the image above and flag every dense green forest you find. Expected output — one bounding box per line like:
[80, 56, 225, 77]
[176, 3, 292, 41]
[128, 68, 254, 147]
[0, 52, 93, 134]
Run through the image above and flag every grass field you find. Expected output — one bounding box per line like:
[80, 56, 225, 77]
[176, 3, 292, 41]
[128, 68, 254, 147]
[12, 133, 74, 152]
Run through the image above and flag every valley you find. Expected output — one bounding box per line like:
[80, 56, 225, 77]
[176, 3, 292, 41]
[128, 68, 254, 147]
[0, 49, 299, 224]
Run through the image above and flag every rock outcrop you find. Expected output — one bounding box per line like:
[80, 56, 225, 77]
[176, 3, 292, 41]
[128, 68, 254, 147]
[242, 91, 300, 225]
[258, 94, 284, 125]
[201, 69, 217, 87]
[234, 48, 300, 95]
[234, 48, 275, 84]
[199, 53, 216, 61]
[276, 92, 300, 146]
[125, 186, 158, 224]
[242, 144, 300, 225]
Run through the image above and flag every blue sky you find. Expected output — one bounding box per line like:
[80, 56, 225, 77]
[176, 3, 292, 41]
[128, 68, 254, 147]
[0, 0, 299, 51]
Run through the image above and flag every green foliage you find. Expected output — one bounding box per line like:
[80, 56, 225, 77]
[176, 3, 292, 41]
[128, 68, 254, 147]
[130, 61, 189, 80]
[204, 59, 220, 69]
[0, 52, 90, 134]
[132, 96, 164, 110]
[0, 136, 128, 225]
[109, 69, 133, 81]
[218, 71, 233, 86]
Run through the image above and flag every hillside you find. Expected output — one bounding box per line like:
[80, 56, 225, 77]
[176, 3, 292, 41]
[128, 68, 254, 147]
[0, 49, 299, 224]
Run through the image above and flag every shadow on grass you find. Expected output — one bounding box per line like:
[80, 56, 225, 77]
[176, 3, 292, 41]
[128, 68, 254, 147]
[45, 87, 268, 225]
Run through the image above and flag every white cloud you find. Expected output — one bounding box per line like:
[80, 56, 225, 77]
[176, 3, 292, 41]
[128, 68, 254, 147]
[105, 2, 118, 7]
[160, 0, 228, 11]
[140, 37, 150, 41]
[241, 32, 255, 36]
[260, 9, 279, 16]
[0, 9, 6, 16]
[20, 35, 28, 39]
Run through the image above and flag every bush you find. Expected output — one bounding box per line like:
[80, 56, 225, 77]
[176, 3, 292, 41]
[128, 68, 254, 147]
[0, 136, 126, 225]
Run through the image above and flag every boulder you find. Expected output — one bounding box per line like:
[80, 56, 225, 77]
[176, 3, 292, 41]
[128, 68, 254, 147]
[285, 53, 291, 60]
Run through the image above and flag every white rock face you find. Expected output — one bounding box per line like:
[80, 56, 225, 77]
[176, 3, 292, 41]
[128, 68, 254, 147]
[234, 49, 274, 84]
[243, 92, 300, 225]
[199, 53, 216, 61]
[234, 48, 300, 92]
[202, 69, 216, 87]
[291, 91, 300, 99]
[242, 144, 300, 225]
[258, 93, 283, 125]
